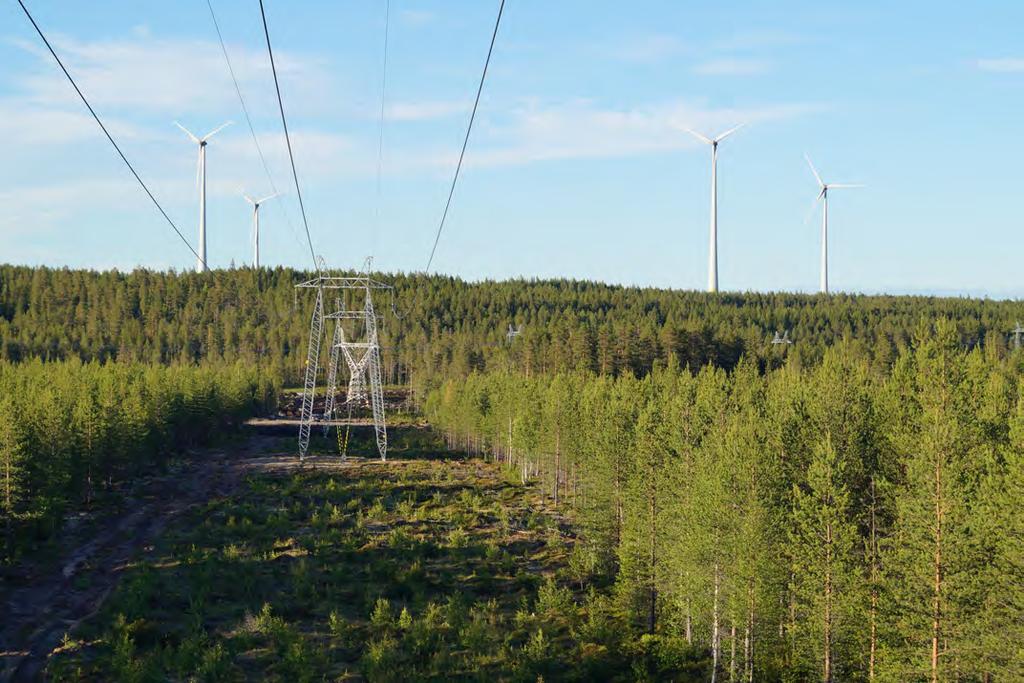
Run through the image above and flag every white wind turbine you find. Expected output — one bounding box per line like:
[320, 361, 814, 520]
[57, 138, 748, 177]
[804, 154, 862, 294]
[243, 192, 279, 269]
[175, 121, 232, 272]
[685, 123, 744, 293]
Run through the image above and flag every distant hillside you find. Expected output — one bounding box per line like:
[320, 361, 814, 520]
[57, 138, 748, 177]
[1, 264, 1021, 386]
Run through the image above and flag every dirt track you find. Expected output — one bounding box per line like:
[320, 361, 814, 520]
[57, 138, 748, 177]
[0, 436, 357, 682]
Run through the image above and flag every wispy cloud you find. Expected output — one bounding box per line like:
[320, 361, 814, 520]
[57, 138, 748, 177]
[714, 29, 803, 51]
[692, 58, 772, 76]
[0, 99, 125, 144]
[0, 179, 135, 235]
[398, 9, 434, 27]
[611, 34, 689, 64]
[412, 97, 826, 170]
[976, 58, 1024, 73]
[11, 33, 332, 115]
[386, 100, 466, 122]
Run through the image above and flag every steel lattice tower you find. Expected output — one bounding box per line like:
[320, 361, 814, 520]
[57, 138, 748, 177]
[297, 286, 324, 460]
[322, 314, 344, 436]
[295, 267, 392, 461]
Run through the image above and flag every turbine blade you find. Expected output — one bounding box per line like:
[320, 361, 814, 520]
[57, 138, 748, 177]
[684, 128, 713, 145]
[713, 122, 745, 143]
[802, 192, 824, 225]
[257, 192, 280, 204]
[195, 148, 202, 190]
[243, 193, 255, 205]
[804, 153, 824, 187]
[201, 120, 233, 142]
[174, 121, 199, 144]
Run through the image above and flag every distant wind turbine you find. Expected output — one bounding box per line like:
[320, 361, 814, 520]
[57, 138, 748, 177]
[804, 154, 862, 294]
[243, 192, 279, 269]
[685, 123, 744, 293]
[175, 121, 232, 272]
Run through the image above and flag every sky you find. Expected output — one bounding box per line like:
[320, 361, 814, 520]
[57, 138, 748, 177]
[1, 1, 1022, 297]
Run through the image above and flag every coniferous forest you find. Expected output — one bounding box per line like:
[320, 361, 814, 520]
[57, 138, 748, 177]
[2, 265, 1023, 681]
[0, 360, 277, 560]
[2, 264, 1023, 385]
[427, 324, 1024, 681]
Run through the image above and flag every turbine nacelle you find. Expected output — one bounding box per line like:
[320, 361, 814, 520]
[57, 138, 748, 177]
[175, 120, 233, 145]
[805, 153, 863, 196]
[804, 153, 864, 295]
[243, 191, 280, 208]
[683, 122, 745, 147]
[174, 120, 232, 273]
[681, 122, 744, 294]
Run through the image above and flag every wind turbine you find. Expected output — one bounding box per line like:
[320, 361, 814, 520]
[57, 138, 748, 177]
[175, 121, 232, 272]
[804, 154, 862, 294]
[243, 192, 279, 269]
[685, 123, 744, 293]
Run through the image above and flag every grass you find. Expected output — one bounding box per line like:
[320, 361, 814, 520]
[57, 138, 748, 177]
[45, 431, 711, 681]
[45, 445, 594, 681]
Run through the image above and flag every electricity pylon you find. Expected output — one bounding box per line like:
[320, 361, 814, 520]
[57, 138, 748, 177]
[771, 329, 792, 346]
[295, 262, 392, 461]
[322, 311, 344, 436]
[297, 284, 324, 460]
[1011, 321, 1024, 351]
[506, 323, 522, 344]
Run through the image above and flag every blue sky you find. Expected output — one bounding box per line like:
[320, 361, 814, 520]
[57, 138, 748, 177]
[1, 1, 1023, 296]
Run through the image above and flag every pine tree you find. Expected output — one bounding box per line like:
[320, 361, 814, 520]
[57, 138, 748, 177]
[618, 398, 671, 634]
[0, 394, 25, 559]
[789, 435, 861, 682]
[881, 323, 985, 682]
[968, 387, 1024, 679]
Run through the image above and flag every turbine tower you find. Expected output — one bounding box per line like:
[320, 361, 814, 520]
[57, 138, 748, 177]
[805, 154, 862, 294]
[243, 192, 279, 269]
[685, 124, 744, 293]
[175, 121, 232, 272]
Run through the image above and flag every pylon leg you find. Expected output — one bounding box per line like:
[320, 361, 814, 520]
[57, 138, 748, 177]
[322, 321, 343, 437]
[297, 288, 324, 460]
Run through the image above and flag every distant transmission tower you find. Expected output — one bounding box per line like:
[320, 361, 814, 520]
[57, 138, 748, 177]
[771, 329, 793, 347]
[506, 323, 522, 344]
[1011, 321, 1024, 350]
[295, 261, 392, 461]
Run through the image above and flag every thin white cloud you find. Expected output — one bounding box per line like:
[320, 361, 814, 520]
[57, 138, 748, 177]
[714, 29, 803, 51]
[692, 58, 772, 76]
[0, 179, 136, 235]
[386, 100, 466, 121]
[398, 9, 434, 27]
[612, 35, 689, 64]
[215, 129, 357, 178]
[976, 58, 1024, 73]
[0, 99, 115, 144]
[11, 32, 332, 115]
[408, 97, 825, 170]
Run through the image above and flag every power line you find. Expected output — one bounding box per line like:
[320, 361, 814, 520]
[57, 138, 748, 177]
[371, 0, 391, 249]
[424, 0, 506, 273]
[204, 0, 306, 259]
[14, 0, 206, 269]
[257, 0, 320, 273]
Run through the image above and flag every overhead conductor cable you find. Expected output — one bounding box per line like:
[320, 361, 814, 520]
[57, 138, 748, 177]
[425, 0, 506, 272]
[258, 0, 320, 274]
[15, 0, 206, 268]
